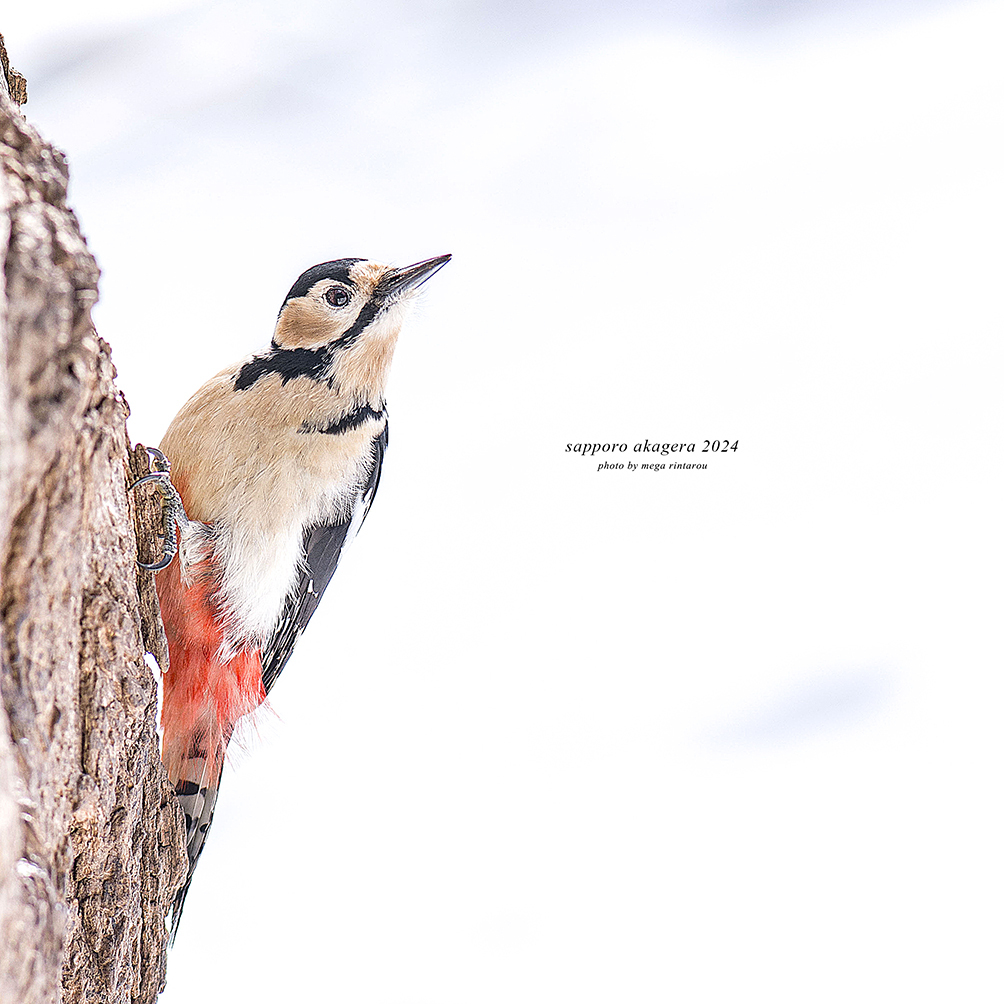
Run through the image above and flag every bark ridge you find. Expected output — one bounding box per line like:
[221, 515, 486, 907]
[0, 58, 186, 1004]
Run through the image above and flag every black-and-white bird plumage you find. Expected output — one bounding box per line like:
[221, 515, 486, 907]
[152, 254, 449, 938]
[261, 420, 387, 693]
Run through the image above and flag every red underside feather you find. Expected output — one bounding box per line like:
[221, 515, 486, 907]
[155, 525, 267, 783]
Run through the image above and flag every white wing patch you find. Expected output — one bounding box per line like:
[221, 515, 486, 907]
[341, 474, 375, 553]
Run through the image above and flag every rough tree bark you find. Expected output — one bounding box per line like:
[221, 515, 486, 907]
[0, 35, 186, 1004]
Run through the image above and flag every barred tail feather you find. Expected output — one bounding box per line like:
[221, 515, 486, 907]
[156, 536, 267, 941]
[170, 746, 223, 942]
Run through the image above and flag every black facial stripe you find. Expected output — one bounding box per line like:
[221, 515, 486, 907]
[240, 262, 389, 391]
[299, 404, 385, 436]
[281, 258, 364, 309]
[334, 294, 384, 349]
[234, 345, 333, 391]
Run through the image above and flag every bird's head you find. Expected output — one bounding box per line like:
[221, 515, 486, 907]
[231, 254, 450, 400]
[272, 255, 452, 352]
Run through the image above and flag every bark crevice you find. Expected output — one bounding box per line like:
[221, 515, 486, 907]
[0, 37, 186, 1004]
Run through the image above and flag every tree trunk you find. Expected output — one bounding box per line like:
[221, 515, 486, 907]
[0, 35, 186, 1004]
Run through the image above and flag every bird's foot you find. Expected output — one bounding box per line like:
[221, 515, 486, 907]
[130, 447, 190, 571]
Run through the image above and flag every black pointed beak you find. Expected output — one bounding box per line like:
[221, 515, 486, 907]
[380, 254, 452, 296]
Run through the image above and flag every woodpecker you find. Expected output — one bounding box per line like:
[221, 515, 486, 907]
[140, 254, 451, 938]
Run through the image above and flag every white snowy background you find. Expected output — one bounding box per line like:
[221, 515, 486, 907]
[5, 0, 1003, 1000]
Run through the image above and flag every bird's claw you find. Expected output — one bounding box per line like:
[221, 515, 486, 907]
[130, 447, 189, 571]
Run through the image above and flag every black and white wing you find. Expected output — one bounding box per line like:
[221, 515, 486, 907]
[260, 425, 387, 693]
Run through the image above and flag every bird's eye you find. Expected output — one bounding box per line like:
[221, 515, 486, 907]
[325, 285, 350, 308]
